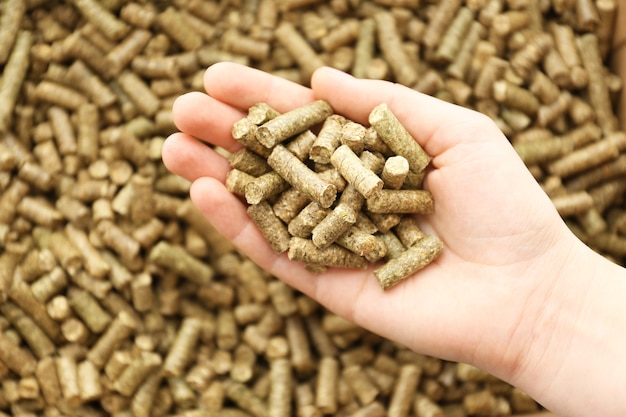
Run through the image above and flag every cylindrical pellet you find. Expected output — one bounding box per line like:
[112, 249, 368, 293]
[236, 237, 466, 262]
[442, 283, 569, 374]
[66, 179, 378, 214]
[375, 235, 443, 290]
[268, 145, 337, 208]
[163, 317, 202, 377]
[257, 100, 333, 148]
[247, 201, 292, 253]
[331, 145, 383, 199]
[288, 237, 368, 269]
[369, 104, 430, 174]
[367, 190, 435, 214]
[269, 358, 292, 417]
[316, 357, 339, 414]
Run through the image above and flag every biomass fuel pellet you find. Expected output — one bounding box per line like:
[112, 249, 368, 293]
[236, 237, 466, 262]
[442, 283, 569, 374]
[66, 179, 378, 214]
[375, 235, 444, 290]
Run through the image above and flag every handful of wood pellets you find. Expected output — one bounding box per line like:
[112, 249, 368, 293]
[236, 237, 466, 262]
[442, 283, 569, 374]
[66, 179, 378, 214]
[227, 100, 443, 290]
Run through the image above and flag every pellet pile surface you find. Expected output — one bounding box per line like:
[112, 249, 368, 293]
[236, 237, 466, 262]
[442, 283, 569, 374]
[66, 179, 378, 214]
[228, 100, 444, 290]
[0, 0, 621, 416]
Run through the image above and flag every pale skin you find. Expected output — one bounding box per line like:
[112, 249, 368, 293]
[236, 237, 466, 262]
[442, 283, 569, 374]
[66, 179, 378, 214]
[163, 62, 626, 417]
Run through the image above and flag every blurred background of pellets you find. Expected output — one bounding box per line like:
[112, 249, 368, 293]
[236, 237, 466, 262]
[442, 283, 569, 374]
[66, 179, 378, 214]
[0, 0, 623, 415]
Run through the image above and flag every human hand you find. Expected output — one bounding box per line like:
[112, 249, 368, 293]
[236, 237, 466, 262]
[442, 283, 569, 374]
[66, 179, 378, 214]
[162, 63, 601, 410]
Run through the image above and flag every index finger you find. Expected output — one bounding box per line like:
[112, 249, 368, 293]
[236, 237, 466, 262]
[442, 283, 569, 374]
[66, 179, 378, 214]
[203, 62, 316, 112]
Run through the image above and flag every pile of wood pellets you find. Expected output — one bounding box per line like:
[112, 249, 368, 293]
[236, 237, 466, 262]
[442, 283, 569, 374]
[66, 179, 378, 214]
[228, 100, 443, 290]
[0, 0, 621, 416]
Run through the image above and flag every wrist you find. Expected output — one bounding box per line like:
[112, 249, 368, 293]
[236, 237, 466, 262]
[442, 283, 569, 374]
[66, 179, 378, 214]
[507, 236, 626, 416]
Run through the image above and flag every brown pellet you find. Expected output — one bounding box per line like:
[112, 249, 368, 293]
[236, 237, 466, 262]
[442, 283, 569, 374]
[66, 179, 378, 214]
[162, 317, 202, 377]
[543, 48, 571, 88]
[78, 360, 103, 402]
[268, 280, 298, 317]
[548, 137, 620, 178]
[9, 278, 62, 342]
[0, 0, 25, 64]
[367, 189, 435, 214]
[381, 156, 410, 190]
[34, 80, 89, 110]
[287, 202, 330, 238]
[225, 380, 268, 417]
[381, 231, 406, 260]
[578, 34, 618, 134]
[71, 0, 129, 40]
[413, 393, 444, 417]
[268, 144, 337, 208]
[245, 172, 289, 205]
[56, 354, 81, 407]
[288, 237, 368, 269]
[149, 241, 214, 285]
[331, 145, 383, 199]
[257, 100, 333, 148]
[388, 364, 422, 417]
[367, 211, 402, 233]
[230, 149, 272, 177]
[217, 308, 239, 351]
[17, 248, 56, 283]
[272, 188, 311, 224]
[285, 315, 315, 375]
[275, 22, 326, 83]
[343, 365, 380, 405]
[422, 0, 463, 50]
[35, 356, 62, 406]
[31, 266, 67, 304]
[310, 114, 346, 164]
[295, 382, 320, 417]
[312, 204, 358, 249]
[374, 12, 417, 86]
[375, 235, 444, 290]
[113, 351, 161, 397]
[493, 80, 540, 116]
[0, 30, 31, 134]
[434, 7, 475, 64]
[231, 343, 257, 382]
[67, 287, 112, 333]
[106, 29, 151, 76]
[268, 358, 293, 417]
[222, 29, 271, 61]
[87, 312, 137, 369]
[566, 155, 626, 192]
[552, 191, 594, 217]
[352, 18, 376, 79]
[447, 21, 485, 80]
[65, 224, 110, 278]
[316, 356, 339, 414]
[248, 201, 292, 253]
[394, 217, 426, 247]
[156, 7, 202, 51]
[336, 227, 380, 259]
[463, 390, 497, 415]
[117, 71, 160, 118]
[97, 219, 141, 263]
[0, 301, 55, 359]
[369, 104, 431, 174]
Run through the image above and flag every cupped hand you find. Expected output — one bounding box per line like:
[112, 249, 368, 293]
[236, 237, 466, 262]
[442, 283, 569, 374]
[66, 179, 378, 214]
[162, 62, 581, 388]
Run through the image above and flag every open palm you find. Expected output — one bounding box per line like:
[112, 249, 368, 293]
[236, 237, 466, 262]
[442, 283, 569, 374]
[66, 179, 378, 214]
[162, 63, 582, 387]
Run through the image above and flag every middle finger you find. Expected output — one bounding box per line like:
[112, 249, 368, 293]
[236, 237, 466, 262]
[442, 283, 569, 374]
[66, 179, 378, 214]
[172, 91, 246, 152]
